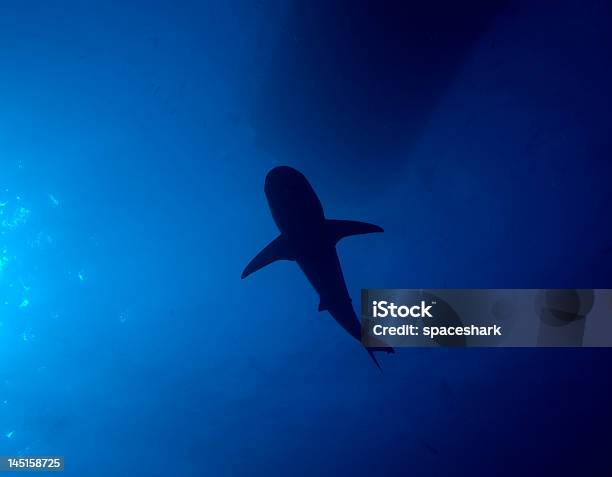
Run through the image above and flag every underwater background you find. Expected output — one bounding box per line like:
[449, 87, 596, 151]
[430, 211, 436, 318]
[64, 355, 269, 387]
[1, 1, 611, 475]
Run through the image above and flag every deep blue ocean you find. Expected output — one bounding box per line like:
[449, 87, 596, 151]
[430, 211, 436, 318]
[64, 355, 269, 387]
[1, 1, 611, 475]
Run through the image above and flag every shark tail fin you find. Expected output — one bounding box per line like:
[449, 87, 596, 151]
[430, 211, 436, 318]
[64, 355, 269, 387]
[366, 346, 395, 372]
[367, 349, 383, 371]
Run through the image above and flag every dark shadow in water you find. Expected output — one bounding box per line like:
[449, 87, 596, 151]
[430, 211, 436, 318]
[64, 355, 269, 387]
[536, 289, 595, 346]
[251, 0, 507, 178]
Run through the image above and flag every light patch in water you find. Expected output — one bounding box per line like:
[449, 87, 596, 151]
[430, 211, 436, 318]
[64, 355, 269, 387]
[48, 193, 59, 207]
[19, 298, 29, 309]
[78, 271, 86, 281]
[29, 232, 53, 249]
[1, 206, 30, 230]
[0, 250, 8, 272]
[5, 431, 14, 439]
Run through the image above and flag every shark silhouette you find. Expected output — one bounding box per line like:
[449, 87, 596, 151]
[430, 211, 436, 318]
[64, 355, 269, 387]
[241, 166, 394, 369]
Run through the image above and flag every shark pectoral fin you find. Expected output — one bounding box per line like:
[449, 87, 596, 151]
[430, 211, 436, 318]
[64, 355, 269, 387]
[241, 235, 293, 279]
[318, 302, 327, 312]
[326, 219, 384, 244]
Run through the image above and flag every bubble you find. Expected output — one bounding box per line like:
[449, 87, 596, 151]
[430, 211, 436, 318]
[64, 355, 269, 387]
[22, 328, 35, 341]
[48, 194, 59, 207]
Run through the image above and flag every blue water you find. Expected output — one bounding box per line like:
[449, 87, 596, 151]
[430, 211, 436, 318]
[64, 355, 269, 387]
[1, 1, 611, 475]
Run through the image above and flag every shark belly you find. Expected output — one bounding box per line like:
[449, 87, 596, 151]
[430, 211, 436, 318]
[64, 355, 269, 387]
[296, 247, 350, 305]
[296, 247, 362, 342]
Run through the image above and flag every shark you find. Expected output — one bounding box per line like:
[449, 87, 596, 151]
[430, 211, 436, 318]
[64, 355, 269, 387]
[241, 166, 394, 369]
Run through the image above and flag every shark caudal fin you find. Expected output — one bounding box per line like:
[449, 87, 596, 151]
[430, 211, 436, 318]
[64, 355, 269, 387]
[367, 349, 383, 371]
[366, 346, 395, 372]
